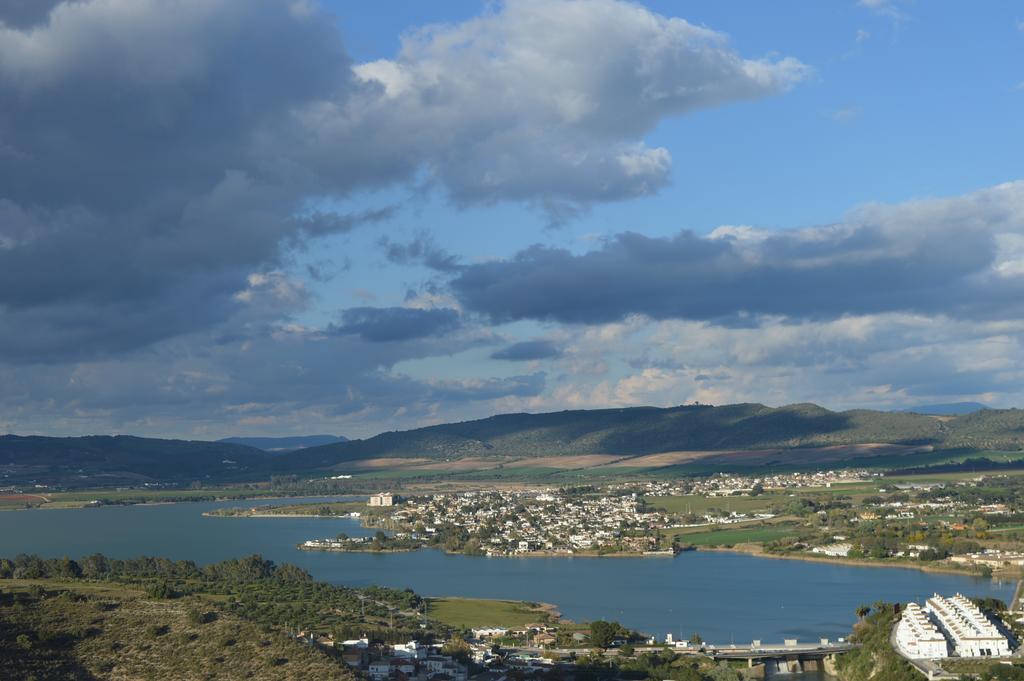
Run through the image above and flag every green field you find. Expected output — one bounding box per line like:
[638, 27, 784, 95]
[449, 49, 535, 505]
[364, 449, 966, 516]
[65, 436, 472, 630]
[649, 494, 782, 515]
[671, 524, 800, 547]
[0, 487, 298, 511]
[427, 597, 550, 629]
[247, 501, 367, 516]
[990, 524, 1024, 534]
[48, 488, 277, 503]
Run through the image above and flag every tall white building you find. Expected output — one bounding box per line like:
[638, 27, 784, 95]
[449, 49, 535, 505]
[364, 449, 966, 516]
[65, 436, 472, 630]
[896, 602, 949, 659]
[369, 493, 395, 507]
[925, 593, 1010, 657]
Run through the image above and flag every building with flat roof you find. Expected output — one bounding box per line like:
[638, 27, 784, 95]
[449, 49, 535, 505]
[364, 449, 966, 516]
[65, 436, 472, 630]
[950, 551, 1024, 568]
[925, 593, 1010, 657]
[369, 493, 396, 507]
[896, 602, 949, 659]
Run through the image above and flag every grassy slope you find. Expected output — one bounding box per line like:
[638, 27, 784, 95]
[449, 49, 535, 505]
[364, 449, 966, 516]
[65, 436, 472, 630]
[0, 580, 352, 681]
[289, 403, 953, 467]
[5, 404, 1024, 486]
[286, 405, 1024, 476]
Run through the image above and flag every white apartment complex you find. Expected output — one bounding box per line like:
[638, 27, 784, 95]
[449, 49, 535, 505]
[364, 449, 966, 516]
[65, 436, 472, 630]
[896, 602, 949, 658]
[369, 493, 396, 507]
[925, 593, 1010, 657]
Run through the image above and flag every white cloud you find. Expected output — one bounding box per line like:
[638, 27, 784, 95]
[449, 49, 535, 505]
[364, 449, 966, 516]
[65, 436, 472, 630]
[857, 0, 908, 20]
[343, 0, 808, 213]
[0, 0, 808, 366]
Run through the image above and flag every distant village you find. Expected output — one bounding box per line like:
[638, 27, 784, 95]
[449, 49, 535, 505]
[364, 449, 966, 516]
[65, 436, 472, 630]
[300, 470, 870, 557]
[297, 469, 1024, 575]
[304, 489, 677, 556]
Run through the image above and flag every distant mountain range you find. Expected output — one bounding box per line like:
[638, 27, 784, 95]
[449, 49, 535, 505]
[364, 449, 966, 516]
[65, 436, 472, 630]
[217, 435, 348, 453]
[281, 402, 1024, 471]
[3, 403, 1023, 486]
[0, 435, 270, 486]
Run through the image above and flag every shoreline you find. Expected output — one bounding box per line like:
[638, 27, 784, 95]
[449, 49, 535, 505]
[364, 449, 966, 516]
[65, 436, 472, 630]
[699, 544, 1015, 578]
[7, 493, 369, 512]
[297, 546, 419, 554]
[204, 512, 358, 518]
[298, 543, 679, 559]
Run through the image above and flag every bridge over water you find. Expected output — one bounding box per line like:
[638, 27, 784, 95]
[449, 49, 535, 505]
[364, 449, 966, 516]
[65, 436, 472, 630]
[705, 640, 858, 675]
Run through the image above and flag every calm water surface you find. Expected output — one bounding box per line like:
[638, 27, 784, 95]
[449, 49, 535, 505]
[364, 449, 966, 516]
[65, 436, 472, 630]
[0, 499, 1013, 644]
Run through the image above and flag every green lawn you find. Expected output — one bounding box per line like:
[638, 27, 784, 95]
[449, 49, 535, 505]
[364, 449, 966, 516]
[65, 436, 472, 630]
[427, 597, 549, 629]
[887, 469, 1024, 484]
[671, 524, 800, 547]
[990, 524, 1024, 534]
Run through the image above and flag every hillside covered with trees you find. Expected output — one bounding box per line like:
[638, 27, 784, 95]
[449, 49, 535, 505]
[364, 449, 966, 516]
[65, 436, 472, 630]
[284, 403, 1024, 468]
[4, 404, 1024, 485]
[0, 553, 431, 680]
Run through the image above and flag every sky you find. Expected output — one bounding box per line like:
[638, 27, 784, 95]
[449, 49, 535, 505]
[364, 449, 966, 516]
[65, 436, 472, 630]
[0, 0, 1023, 439]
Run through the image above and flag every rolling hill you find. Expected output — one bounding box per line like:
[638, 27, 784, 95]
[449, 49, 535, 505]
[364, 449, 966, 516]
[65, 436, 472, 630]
[897, 402, 989, 415]
[280, 402, 1024, 472]
[4, 404, 1024, 485]
[0, 435, 271, 486]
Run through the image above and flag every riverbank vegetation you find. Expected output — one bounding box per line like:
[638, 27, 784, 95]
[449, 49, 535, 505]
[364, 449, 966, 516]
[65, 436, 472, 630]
[0, 486, 287, 511]
[208, 500, 371, 518]
[834, 604, 918, 681]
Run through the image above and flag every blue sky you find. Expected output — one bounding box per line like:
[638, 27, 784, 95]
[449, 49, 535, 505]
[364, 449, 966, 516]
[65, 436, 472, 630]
[303, 0, 1024, 313]
[0, 0, 1022, 438]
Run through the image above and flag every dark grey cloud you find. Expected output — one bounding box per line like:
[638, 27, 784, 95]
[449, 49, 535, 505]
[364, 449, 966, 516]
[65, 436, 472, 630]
[0, 0, 804, 363]
[0, 0, 363, 361]
[0, 321, 526, 438]
[490, 340, 562, 361]
[378, 232, 461, 272]
[0, 0, 822, 436]
[333, 307, 461, 342]
[0, 0, 70, 29]
[450, 183, 1024, 325]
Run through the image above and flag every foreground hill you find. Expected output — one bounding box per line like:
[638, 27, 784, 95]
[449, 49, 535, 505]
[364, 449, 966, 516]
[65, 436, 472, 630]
[0, 583, 350, 680]
[283, 403, 1024, 472]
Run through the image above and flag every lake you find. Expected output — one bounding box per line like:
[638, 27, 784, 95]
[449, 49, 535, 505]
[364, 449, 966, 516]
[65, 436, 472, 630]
[0, 498, 1013, 644]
